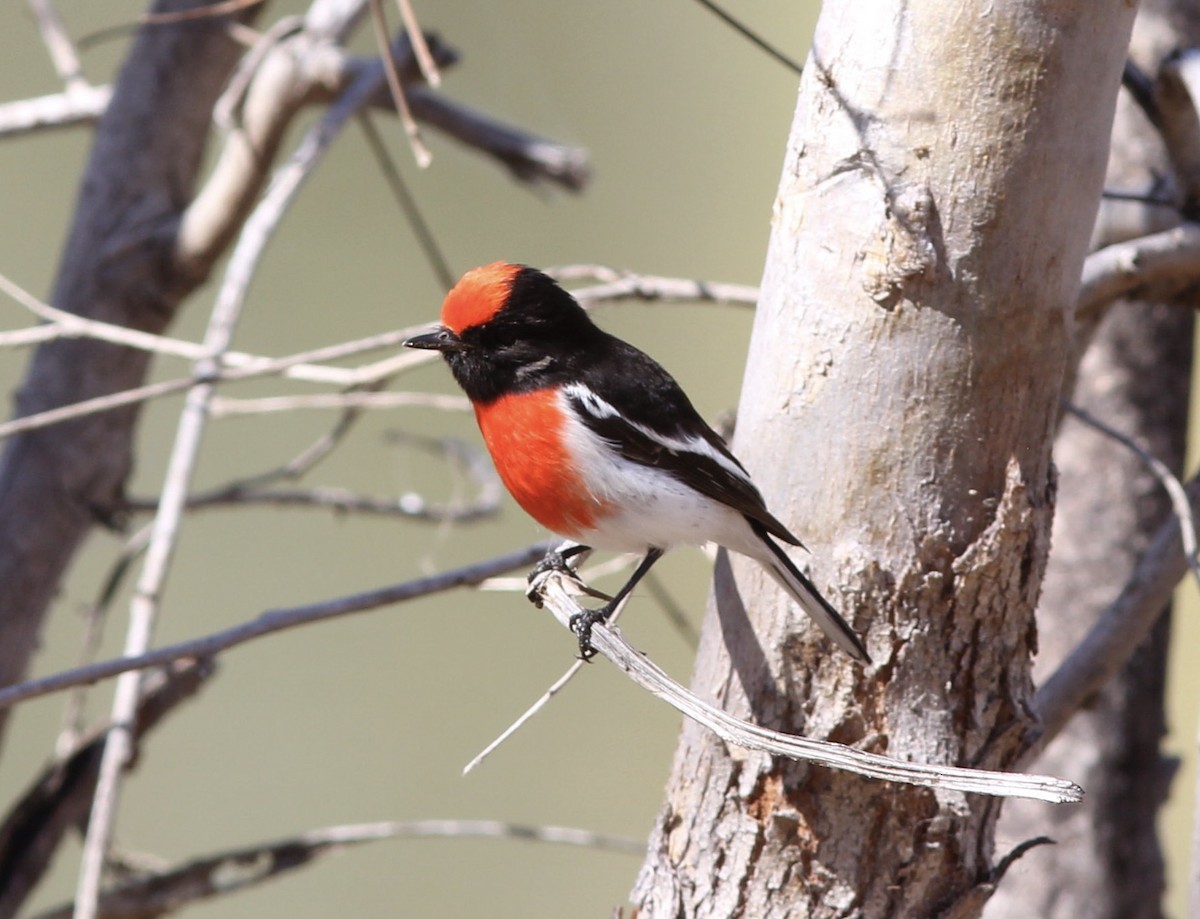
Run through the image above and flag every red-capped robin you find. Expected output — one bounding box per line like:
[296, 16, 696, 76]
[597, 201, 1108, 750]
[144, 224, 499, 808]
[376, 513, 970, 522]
[405, 262, 869, 664]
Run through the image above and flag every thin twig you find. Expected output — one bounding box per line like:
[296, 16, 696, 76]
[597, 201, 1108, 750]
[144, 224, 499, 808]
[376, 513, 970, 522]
[0, 543, 551, 713]
[126, 434, 501, 524]
[73, 51, 393, 919]
[191, 383, 396, 501]
[393, 0, 440, 86]
[0, 660, 215, 919]
[690, 0, 804, 76]
[368, 0, 431, 166]
[530, 571, 1083, 804]
[358, 111, 455, 288]
[462, 658, 586, 775]
[0, 261, 763, 443]
[465, 572, 627, 775]
[33, 819, 638, 919]
[209, 390, 468, 415]
[1030, 467, 1200, 759]
[643, 570, 700, 649]
[406, 86, 590, 190]
[27, 0, 87, 90]
[0, 326, 437, 442]
[0, 376, 195, 442]
[1063, 400, 1200, 588]
[550, 265, 760, 307]
[0, 268, 416, 386]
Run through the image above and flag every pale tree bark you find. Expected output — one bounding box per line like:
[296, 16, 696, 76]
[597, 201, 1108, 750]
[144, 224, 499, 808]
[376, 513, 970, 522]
[986, 4, 1198, 917]
[633, 3, 1136, 916]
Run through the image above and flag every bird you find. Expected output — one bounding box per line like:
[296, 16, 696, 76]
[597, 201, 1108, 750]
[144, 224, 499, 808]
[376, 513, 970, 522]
[404, 262, 870, 664]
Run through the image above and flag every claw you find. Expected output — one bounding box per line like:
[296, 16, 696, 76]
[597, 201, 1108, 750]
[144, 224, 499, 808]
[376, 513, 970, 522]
[525, 545, 610, 606]
[569, 604, 615, 661]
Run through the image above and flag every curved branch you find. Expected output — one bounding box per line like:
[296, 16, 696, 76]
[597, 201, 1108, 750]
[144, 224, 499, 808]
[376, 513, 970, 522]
[1030, 470, 1200, 758]
[30, 819, 639, 919]
[0, 542, 550, 713]
[1077, 222, 1200, 317]
[529, 571, 1083, 804]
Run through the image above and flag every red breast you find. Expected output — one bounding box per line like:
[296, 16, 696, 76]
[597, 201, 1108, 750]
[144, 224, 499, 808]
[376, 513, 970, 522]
[472, 387, 610, 538]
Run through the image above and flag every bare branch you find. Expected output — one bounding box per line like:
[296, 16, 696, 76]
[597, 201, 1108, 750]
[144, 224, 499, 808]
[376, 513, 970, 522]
[28, 0, 87, 90]
[208, 391, 469, 415]
[367, 0, 431, 166]
[132, 484, 498, 521]
[0, 326, 434, 442]
[0, 659, 214, 919]
[0, 543, 550, 713]
[1063, 400, 1200, 589]
[74, 54, 407, 918]
[465, 555, 621, 776]
[1031, 471, 1200, 758]
[1077, 222, 1200, 317]
[357, 112, 456, 288]
[555, 265, 760, 307]
[407, 86, 590, 190]
[1155, 49, 1200, 213]
[175, 10, 456, 275]
[689, 0, 804, 76]
[0, 269, 417, 387]
[0, 84, 111, 138]
[127, 432, 501, 524]
[529, 571, 1083, 804]
[31, 819, 639, 919]
[463, 658, 585, 775]
[393, 0, 441, 86]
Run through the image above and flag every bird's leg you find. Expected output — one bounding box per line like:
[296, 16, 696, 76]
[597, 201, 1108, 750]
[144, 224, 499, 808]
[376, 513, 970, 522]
[570, 547, 665, 661]
[526, 543, 611, 607]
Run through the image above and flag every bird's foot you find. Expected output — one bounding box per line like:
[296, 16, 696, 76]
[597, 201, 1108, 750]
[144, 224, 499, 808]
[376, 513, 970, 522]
[568, 603, 615, 662]
[525, 544, 611, 608]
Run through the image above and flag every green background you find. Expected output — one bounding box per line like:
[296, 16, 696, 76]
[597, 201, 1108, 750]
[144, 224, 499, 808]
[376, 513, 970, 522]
[0, 2, 1194, 917]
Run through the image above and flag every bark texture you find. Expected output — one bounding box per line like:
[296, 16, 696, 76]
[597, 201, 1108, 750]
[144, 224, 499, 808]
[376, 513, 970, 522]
[986, 4, 1199, 916]
[632, 2, 1136, 916]
[0, 1, 254, 743]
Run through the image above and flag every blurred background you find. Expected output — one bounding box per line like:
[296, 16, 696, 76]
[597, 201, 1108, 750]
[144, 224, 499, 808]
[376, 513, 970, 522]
[0, 1, 1194, 916]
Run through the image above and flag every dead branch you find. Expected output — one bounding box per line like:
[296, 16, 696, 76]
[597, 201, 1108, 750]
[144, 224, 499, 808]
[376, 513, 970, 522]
[30, 819, 639, 919]
[0, 659, 214, 919]
[1031, 470, 1200, 759]
[76, 52, 448, 906]
[0, 542, 550, 714]
[1077, 222, 1200, 317]
[528, 570, 1083, 804]
[27, 0, 87, 90]
[406, 85, 590, 190]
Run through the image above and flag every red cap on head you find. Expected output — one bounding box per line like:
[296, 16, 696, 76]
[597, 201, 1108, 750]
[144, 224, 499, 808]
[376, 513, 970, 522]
[441, 262, 522, 334]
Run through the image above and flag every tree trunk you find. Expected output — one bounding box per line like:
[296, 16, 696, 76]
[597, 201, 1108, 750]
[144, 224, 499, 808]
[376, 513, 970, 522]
[632, 2, 1136, 916]
[986, 4, 1198, 916]
[0, 1, 254, 744]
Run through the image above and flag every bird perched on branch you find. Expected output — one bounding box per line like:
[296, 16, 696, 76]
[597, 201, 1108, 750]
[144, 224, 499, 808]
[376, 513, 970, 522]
[405, 262, 869, 664]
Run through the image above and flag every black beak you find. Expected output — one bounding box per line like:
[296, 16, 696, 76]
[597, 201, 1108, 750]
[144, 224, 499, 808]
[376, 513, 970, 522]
[404, 327, 469, 353]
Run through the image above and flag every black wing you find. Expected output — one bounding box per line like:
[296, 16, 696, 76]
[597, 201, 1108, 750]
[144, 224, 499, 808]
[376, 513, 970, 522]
[566, 335, 802, 548]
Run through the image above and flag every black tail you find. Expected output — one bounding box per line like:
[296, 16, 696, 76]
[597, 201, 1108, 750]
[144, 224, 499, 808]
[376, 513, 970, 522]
[747, 520, 871, 664]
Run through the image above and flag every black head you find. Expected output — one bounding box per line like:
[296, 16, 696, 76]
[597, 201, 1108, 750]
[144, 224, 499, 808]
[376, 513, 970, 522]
[404, 263, 605, 403]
